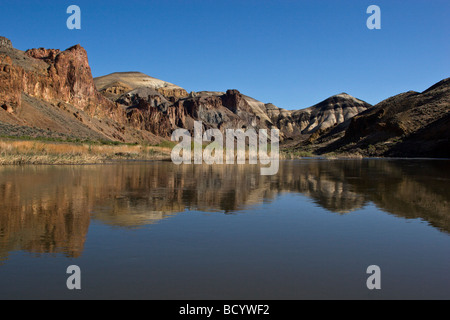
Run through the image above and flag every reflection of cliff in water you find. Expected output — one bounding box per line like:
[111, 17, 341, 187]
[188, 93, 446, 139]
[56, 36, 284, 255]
[335, 160, 450, 233]
[278, 160, 450, 233]
[0, 166, 91, 261]
[0, 160, 449, 261]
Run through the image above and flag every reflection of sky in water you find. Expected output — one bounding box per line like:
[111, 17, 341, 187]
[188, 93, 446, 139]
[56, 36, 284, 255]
[0, 160, 449, 299]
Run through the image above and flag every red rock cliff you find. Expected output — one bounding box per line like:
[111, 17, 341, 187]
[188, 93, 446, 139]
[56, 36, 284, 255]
[0, 41, 125, 124]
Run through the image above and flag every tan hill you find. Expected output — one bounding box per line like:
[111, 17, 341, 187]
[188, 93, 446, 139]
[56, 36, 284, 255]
[94, 71, 189, 101]
[306, 78, 450, 157]
[268, 93, 372, 143]
[292, 93, 372, 134]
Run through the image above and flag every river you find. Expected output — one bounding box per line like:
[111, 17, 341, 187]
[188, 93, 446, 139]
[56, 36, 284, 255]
[0, 159, 449, 299]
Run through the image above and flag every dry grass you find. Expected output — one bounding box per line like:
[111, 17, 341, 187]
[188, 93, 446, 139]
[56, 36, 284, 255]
[0, 139, 172, 165]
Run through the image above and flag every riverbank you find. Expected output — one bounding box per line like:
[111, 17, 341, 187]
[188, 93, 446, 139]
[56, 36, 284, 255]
[0, 138, 172, 165]
[0, 137, 373, 165]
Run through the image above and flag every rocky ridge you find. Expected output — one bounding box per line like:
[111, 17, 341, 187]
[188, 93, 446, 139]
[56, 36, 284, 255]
[95, 71, 373, 140]
[1, 36, 447, 158]
[0, 38, 162, 143]
[303, 78, 450, 157]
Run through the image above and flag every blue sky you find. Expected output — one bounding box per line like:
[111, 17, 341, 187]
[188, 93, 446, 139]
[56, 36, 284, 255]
[1, 0, 449, 109]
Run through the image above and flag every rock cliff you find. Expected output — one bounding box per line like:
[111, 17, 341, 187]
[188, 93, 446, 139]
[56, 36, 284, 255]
[0, 37, 162, 143]
[0, 36, 373, 144]
[95, 71, 372, 140]
[3, 36, 446, 158]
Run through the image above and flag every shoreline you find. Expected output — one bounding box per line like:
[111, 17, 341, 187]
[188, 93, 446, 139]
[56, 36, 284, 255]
[1, 138, 449, 165]
[0, 138, 172, 165]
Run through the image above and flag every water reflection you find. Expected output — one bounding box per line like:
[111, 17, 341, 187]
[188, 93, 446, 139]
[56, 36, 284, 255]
[0, 159, 449, 261]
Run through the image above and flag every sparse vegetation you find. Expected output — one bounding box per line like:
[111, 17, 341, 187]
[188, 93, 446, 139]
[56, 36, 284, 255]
[155, 140, 177, 149]
[0, 138, 171, 165]
[281, 148, 365, 159]
[282, 149, 316, 159]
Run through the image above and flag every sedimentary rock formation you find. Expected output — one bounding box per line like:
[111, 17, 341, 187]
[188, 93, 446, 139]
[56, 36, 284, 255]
[95, 70, 373, 141]
[308, 78, 450, 157]
[94, 72, 189, 101]
[0, 35, 374, 144]
[4, 35, 446, 158]
[0, 37, 162, 143]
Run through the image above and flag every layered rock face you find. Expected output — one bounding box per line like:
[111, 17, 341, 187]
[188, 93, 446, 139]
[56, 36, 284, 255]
[0, 36, 376, 146]
[0, 38, 162, 143]
[115, 88, 264, 138]
[94, 72, 189, 101]
[266, 93, 372, 139]
[293, 93, 372, 133]
[305, 78, 450, 157]
[1, 43, 110, 113]
[94, 72, 277, 138]
[111, 87, 280, 138]
[95, 71, 373, 140]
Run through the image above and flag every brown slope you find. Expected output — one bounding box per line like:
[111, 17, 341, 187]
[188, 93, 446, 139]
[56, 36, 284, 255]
[271, 93, 373, 149]
[316, 77, 450, 157]
[291, 93, 372, 133]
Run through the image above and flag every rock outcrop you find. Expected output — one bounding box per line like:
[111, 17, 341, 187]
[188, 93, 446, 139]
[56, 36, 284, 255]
[0, 38, 162, 144]
[94, 70, 373, 141]
[306, 78, 450, 157]
[0, 37, 12, 49]
[1, 42, 120, 119]
[266, 93, 372, 140]
[5, 36, 445, 159]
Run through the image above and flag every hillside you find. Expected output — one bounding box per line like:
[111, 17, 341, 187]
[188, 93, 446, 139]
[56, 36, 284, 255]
[0, 35, 372, 146]
[94, 71, 188, 101]
[0, 37, 162, 144]
[1, 35, 448, 159]
[94, 70, 372, 141]
[303, 78, 450, 157]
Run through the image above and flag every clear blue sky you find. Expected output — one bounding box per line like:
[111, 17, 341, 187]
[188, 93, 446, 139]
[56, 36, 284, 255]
[1, 0, 449, 109]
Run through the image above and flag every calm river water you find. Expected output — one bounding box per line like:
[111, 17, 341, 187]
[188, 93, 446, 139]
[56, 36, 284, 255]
[0, 159, 449, 299]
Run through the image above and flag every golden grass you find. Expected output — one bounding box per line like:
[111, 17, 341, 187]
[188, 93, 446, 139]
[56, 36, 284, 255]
[3, 139, 367, 165]
[0, 139, 172, 165]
